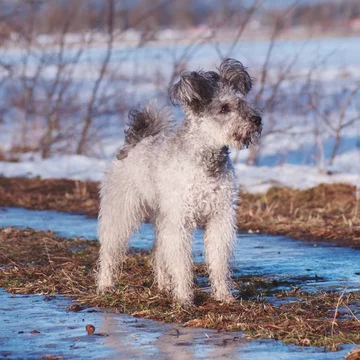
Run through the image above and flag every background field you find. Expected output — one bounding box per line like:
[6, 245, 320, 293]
[0, 0, 359, 192]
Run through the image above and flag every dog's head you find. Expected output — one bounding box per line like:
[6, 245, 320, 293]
[169, 58, 262, 149]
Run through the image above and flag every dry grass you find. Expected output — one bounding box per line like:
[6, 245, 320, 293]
[0, 177, 98, 216]
[1, 227, 359, 351]
[0, 150, 20, 163]
[238, 183, 360, 248]
[346, 346, 360, 360]
[0, 177, 359, 247]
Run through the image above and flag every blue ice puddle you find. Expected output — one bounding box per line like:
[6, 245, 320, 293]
[0, 289, 357, 360]
[0, 206, 359, 292]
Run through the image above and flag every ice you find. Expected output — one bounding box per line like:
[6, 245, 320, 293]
[1, 289, 355, 359]
[0, 207, 359, 291]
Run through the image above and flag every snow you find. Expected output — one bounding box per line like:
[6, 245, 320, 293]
[0, 155, 106, 182]
[0, 152, 358, 193]
[235, 163, 359, 193]
[0, 35, 359, 192]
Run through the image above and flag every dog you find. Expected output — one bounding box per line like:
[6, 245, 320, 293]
[97, 58, 262, 305]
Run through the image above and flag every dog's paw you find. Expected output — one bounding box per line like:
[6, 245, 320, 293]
[213, 291, 235, 304]
[157, 280, 172, 293]
[175, 298, 194, 310]
[173, 292, 194, 308]
[221, 295, 235, 304]
[97, 284, 115, 295]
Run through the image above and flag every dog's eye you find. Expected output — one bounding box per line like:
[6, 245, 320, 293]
[220, 104, 230, 114]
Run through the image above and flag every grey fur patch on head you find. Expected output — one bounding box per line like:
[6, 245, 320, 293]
[117, 101, 174, 160]
[219, 58, 252, 95]
[169, 59, 253, 114]
[168, 70, 219, 113]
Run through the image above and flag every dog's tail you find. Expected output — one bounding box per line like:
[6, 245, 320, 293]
[117, 100, 174, 160]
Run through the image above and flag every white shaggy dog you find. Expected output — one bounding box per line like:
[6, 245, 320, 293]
[97, 58, 262, 305]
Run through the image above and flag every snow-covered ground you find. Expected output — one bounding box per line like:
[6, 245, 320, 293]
[0, 150, 358, 193]
[0, 35, 359, 192]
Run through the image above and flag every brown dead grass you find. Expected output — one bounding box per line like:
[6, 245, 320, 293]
[0, 227, 359, 351]
[346, 346, 360, 360]
[0, 150, 20, 163]
[237, 184, 360, 248]
[0, 177, 359, 247]
[0, 177, 98, 216]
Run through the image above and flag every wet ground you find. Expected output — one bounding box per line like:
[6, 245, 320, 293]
[0, 289, 357, 360]
[1, 207, 359, 292]
[0, 207, 359, 359]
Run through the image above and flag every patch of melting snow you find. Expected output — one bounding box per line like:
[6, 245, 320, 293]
[0, 207, 359, 292]
[0, 289, 356, 360]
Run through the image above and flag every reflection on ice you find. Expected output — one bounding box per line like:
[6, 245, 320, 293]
[0, 290, 356, 360]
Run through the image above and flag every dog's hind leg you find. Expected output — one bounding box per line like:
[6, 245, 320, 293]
[97, 164, 144, 293]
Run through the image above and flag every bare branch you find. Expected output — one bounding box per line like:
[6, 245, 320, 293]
[76, 0, 115, 155]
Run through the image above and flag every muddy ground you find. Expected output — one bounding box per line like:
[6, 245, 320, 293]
[0, 177, 359, 248]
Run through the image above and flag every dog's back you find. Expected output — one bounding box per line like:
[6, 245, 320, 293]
[117, 101, 174, 160]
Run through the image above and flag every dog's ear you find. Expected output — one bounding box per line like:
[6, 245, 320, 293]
[219, 58, 252, 95]
[169, 71, 218, 112]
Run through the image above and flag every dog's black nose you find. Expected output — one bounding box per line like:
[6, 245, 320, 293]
[250, 115, 262, 126]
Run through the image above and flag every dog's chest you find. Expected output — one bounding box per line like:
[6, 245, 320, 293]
[200, 146, 230, 177]
[152, 144, 235, 224]
[188, 170, 234, 224]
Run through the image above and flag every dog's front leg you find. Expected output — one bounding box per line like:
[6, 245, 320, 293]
[204, 210, 236, 302]
[155, 213, 194, 305]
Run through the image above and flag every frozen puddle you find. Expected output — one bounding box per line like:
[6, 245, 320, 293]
[0, 289, 356, 360]
[1, 207, 359, 291]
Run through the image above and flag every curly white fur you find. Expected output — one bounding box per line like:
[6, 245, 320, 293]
[97, 58, 262, 305]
